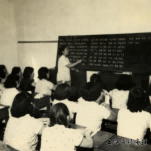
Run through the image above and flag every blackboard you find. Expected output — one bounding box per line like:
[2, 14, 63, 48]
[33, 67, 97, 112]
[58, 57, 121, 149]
[57, 33, 151, 73]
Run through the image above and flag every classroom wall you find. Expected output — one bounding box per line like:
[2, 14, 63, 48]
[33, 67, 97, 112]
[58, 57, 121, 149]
[0, 0, 18, 73]
[14, 0, 151, 81]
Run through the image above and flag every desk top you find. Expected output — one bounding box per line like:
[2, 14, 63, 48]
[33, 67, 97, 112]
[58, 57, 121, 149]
[0, 104, 9, 109]
[69, 123, 115, 149]
[98, 135, 151, 151]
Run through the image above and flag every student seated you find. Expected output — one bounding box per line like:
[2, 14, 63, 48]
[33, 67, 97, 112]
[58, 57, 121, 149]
[35, 67, 54, 96]
[20, 67, 35, 93]
[0, 65, 8, 77]
[0, 74, 19, 108]
[109, 74, 133, 109]
[11, 67, 22, 82]
[53, 83, 78, 120]
[4, 92, 49, 151]
[90, 73, 106, 90]
[0, 70, 6, 99]
[40, 103, 93, 151]
[117, 86, 151, 141]
[76, 82, 118, 136]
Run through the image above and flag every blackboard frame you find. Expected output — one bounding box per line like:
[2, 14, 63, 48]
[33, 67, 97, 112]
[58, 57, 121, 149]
[57, 32, 151, 74]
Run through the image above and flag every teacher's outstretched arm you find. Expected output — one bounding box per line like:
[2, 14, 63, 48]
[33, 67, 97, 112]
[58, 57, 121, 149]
[66, 59, 82, 68]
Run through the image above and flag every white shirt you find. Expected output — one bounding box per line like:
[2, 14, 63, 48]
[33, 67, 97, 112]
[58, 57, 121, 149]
[109, 89, 129, 109]
[0, 88, 19, 107]
[4, 114, 43, 151]
[0, 83, 5, 99]
[53, 99, 78, 119]
[117, 109, 151, 141]
[57, 55, 71, 82]
[35, 79, 54, 95]
[41, 124, 83, 151]
[76, 98, 110, 135]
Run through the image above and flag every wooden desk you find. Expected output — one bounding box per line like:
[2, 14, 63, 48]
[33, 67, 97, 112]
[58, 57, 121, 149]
[0, 104, 9, 123]
[33, 96, 51, 111]
[69, 123, 115, 151]
[98, 135, 151, 151]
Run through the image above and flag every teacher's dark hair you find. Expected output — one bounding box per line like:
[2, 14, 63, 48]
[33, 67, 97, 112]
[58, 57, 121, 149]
[58, 45, 68, 56]
[23, 67, 34, 78]
[54, 83, 70, 100]
[11, 92, 34, 118]
[49, 103, 69, 127]
[38, 67, 49, 80]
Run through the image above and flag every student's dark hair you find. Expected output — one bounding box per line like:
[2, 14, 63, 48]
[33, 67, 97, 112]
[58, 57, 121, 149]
[49, 103, 69, 127]
[0, 71, 6, 80]
[81, 82, 102, 101]
[11, 92, 34, 118]
[38, 67, 49, 80]
[4, 74, 20, 88]
[116, 75, 133, 90]
[23, 67, 34, 78]
[90, 74, 105, 89]
[11, 67, 21, 76]
[0, 65, 6, 72]
[0, 65, 7, 77]
[68, 87, 79, 102]
[127, 86, 149, 112]
[58, 45, 68, 56]
[54, 83, 70, 100]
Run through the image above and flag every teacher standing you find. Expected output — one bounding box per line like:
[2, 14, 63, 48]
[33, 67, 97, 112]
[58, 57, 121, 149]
[57, 46, 82, 86]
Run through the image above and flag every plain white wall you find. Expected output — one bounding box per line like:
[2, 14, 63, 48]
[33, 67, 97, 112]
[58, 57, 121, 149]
[13, 0, 151, 82]
[0, 0, 18, 73]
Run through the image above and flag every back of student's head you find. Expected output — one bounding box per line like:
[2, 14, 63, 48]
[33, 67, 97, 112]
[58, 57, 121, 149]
[54, 83, 70, 100]
[38, 67, 49, 80]
[116, 75, 133, 90]
[68, 86, 79, 102]
[0, 65, 6, 72]
[90, 73, 105, 89]
[11, 92, 34, 118]
[11, 67, 21, 76]
[81, 82, 101, 101]
[0, 71, 6, 83]
[127, 86, 148, 112]
[0, 65, 7, 77]
[4, 74, 20, 88]
[49, 103, 69, 127]
[23, 67, 34, 78]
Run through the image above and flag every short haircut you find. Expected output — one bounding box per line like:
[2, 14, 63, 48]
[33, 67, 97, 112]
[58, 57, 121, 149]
[116, 75, 133, 90]
[54, 83, 70, 100]
[58, 45, 68, 56]
[81, 82, 101, 101]
[11, 67, 21, 75]
[23, 67, 34, 78]
[0, 65, 6, 72]
[68, 87, 79, 102]
[38, 67, 49, 80]
[90, 73, 105, 89]
[0, 65, 7, 77]
[11, 92, 34, 118]
[49, 103, 69, 127]
[127, 86, 149, 112]
[4, 74, 20, 88]
[90, 74, 101, 83]
[0, 71, 6, 80]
